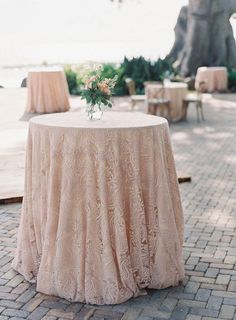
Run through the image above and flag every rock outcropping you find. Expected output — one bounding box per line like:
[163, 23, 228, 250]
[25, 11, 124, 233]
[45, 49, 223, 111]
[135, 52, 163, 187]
[168, 0, 236, 76]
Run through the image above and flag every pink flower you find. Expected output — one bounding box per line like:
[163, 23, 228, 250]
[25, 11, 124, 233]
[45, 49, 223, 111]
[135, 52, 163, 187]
[85, 76, 97, 89]
[98, 81, 111, 95]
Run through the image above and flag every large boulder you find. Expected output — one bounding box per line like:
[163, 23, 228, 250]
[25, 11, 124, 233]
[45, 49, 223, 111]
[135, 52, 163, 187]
[168, 0, 236, 76]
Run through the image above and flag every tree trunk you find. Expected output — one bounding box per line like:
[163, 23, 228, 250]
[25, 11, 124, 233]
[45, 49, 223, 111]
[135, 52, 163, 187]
[168, 0, 236, 76]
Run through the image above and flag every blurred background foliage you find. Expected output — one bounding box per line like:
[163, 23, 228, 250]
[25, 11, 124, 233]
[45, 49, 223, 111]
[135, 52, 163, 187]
[226, 66, 236, 92]
[64, 56, 175, 96]
[64, 58, 236, 96]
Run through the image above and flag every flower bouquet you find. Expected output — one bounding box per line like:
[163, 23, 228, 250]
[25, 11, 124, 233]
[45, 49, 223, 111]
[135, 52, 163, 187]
[81, 66, 118, 120]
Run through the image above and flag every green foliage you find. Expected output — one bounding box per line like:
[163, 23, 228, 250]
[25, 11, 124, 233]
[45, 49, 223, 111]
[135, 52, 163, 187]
[121, 56, 175, 94]
[151, 58, 175, 81]
[64, 56, 175, 96]
[64, 67, 80, 95]
[121, 56, 151, 94]
[64, 65, 88, 95]
[227, 67, 236, 91]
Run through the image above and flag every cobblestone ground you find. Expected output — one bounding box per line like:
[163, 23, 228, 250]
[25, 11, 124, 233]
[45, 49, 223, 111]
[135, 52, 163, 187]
[0, 95, 236, 319]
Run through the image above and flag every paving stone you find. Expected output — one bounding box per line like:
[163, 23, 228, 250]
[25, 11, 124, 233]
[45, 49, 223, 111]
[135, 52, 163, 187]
[74, 307, 96, 320]
[210, 263, 234, 270]
[2, 308, 29, 318]
[170, 306, 189, 320]
[46, 309, 74, 319]
[195, 288, 211, 302]
[205, 268, 220, 278]
[160, 298, 177, 312]
[186, 316, 201, 320]
[219, 305, 235, 319]
[202, 318, 225, 320]
[215, 251, 227, 260]
[225, 256, 236, 265]
[184, 281, 200, 294]
[28, 307, 49, 320]
[22, 297, 44, 312]
[0, 285, 12, 293]
[93, 309, 123, 319]
[121, 308, 143, 319]
[11, 282, 30, 295]
[195, 262, 209, 272]
[223, 298, 236, 306]
[65, 303, 83, 313]
[212, 291, 236, 299]
[206, 295, 223, 311]
[186, 257, 199, 266]
[41, 316, 57, 320]
[216, 275, 231, 285]
[16, 289, 36, 303]
[201, 283, 227, 291]
[0, 292, 18, 300]
[228, 281, 236, 292]
[166, 292, 195, 300]
[178, 299, 206, 309]
[6, 275, 24, 288]
[150, 310, 171, 319]
[40, 301, 68, 310]
[0, 300, 23, 309]
[190, 307, 219, 318]
[190, 276, 215, 284]
[186, 270, 204, 277]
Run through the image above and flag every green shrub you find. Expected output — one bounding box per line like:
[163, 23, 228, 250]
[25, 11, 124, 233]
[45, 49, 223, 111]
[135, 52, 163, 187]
[64, 57, 175, 96]
[121, 56, 152, 93]
[227, 68, 236, 91]
[64, 67, 79, 95]
[121, 56, 175, 94]
[151, 58, 175, 81]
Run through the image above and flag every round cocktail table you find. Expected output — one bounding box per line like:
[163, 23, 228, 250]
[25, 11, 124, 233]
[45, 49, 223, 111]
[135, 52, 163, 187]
[26, 68, 70, 114]
[13, 112, 184, 305]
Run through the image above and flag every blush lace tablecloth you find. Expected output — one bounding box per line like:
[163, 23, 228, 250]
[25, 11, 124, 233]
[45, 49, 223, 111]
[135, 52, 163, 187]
[13, 112, 184, 305]
[26, 68, 70, 114]
[195, 67, 228, 92]
[145, 82, 188, 122]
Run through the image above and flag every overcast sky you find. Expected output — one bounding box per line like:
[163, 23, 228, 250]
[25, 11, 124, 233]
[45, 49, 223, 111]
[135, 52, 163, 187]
[0, 0, 224, 66]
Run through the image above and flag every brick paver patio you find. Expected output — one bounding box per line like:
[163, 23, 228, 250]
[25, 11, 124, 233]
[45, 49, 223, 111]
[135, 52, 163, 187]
[0, 94, 236, 319]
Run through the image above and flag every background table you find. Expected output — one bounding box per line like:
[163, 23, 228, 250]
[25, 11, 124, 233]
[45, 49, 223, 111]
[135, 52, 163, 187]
[26, 68, 70, 113]
[13, 112, 184, 305]
[195, 67, 228, 92]
[146, 82, 188, 122]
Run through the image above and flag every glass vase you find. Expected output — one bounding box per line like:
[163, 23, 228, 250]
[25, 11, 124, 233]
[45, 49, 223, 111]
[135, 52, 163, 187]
[86, 104, 105, 120]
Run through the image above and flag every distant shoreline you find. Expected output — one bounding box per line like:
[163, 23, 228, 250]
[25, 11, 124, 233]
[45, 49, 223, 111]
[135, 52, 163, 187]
[0, 62, 119, 88]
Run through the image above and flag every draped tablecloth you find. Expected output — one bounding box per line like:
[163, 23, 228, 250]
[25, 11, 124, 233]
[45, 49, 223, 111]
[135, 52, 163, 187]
[146, 82, 188, 122]
[13, 112, 184, 305]
[26, 68, 70, 114]
[195, 67, 228, 92]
